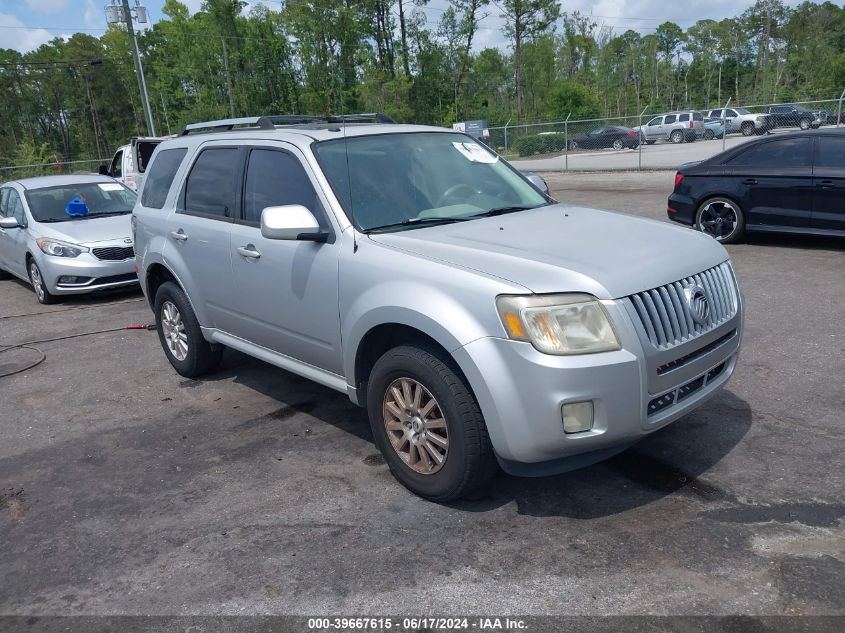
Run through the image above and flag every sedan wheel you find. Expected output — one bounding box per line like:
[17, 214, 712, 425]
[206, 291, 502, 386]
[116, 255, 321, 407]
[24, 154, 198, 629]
[612, 139, 624, 150]
[383, 377, 449, 475]
[696, 198, 745, 243]
[567, 140, 578, 151]
[799, 118, 811, 130]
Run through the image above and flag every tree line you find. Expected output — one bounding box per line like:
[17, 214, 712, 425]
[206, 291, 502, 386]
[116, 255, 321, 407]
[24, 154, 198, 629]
[2, 0, 845, 171]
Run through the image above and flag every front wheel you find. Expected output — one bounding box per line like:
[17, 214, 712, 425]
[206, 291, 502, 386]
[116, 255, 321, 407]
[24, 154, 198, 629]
[567, 140, 578, 151]
[799, 118, 811, 131]
[28, 260, 56, 305]
[645, 139, 656, 145]
[741, 122, 754, 136]
[695, 197, 745, 244]
[703, 130, 715, 140]
[367, 345, 497, 501]
[154, 281, 222, 377]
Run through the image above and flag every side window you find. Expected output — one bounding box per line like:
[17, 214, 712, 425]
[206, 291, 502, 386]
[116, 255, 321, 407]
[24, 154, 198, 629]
[816, 136, 845, 168]
[647, 117, 661, 126]
[726, 109, 738, 118]
[110, 150, 123, 178]
[183, 148, 239, 219]
[141, 147, 188, 209]
[664, 115, 677, 124]
[710, 110, 722, 118]
[679, 113, 690, 122]
[243, 149, 324, 226]
[727, 138, 812, 168]
[1, 189, 26, 225]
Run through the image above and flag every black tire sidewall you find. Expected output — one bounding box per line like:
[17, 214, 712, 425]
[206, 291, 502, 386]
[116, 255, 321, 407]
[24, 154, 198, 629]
[696, 197, 745, 244]
[153, 281, 214, 377]
[366, 346, 485, 500]
[28, 260, 55, 304]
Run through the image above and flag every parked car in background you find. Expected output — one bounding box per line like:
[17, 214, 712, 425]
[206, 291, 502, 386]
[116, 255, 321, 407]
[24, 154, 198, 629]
[100, 136, 167, 192]
[765, 104, 822, 130]
[668, 129, 845, 242]
[0, 175, 138, 304]
[134, 114, 742, 501]
[705, 108, 772, 136]
[702, 118, 726, 140]
[636, 111, 704, 144]
[567, 126, 641, 151]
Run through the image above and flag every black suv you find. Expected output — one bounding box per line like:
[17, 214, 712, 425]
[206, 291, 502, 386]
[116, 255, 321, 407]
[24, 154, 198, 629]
[766, 104, 822, 130]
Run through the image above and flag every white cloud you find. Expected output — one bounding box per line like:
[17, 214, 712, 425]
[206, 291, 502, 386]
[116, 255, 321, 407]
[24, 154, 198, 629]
[84, 0, 102, 29]
[24, 0, 69, 13]
[0, 13, 54, 52]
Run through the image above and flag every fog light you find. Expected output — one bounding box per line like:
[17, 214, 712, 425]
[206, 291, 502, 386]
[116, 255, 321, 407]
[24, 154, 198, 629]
[562, 401, 594, 434]
[57, 276, 90, 285]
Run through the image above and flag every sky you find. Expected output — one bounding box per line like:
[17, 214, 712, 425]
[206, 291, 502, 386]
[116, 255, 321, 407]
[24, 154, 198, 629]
[0, 0, 808, 54]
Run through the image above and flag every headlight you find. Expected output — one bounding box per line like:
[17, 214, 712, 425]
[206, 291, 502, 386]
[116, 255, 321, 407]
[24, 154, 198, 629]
[36, 237, 89, 258]
[496, 294, 621, 355]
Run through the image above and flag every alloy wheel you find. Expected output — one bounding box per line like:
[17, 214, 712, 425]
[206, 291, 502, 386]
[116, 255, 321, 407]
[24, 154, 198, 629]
[29, 262, 45, 302]
[698, 200, 739, 241]
[161, 300, 189, 361]
[612, 139, 624, 150]
[382, 377, 449, 475]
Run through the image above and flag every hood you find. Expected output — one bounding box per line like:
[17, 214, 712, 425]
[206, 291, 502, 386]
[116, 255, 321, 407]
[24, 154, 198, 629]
[32, 214, 132, 246]
[368, 204, 728, 299]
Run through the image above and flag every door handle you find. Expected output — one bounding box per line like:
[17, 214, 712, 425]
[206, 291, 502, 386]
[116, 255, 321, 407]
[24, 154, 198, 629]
[237, 244, 261, 259]
[170, 230, 188, 242]
[742, 178, 758, 185]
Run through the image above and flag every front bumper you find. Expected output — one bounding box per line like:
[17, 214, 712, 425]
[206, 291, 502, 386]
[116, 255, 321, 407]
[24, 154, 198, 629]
[453, 297, 741, 475]
[37, 252, 138, 295]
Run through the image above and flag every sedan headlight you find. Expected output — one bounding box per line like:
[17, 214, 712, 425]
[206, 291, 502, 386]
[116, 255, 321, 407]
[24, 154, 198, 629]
[496, 294, 621, 355]
[36, 237, 89, 258]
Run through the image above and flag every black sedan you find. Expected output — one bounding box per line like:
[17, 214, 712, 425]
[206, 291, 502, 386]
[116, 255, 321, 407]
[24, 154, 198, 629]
[568, 126, 640, 151]
[667, 129, 845, 242]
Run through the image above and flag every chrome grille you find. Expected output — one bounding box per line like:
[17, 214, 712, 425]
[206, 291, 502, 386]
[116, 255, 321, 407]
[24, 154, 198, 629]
[92, 246, 134, 261]
[628, 262, 738, 349]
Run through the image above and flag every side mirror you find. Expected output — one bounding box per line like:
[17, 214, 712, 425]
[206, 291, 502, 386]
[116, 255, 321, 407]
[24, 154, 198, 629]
[522, 172, 549, 195]
[0, 216, 21, 229]
[261, 205, 327, 242]
[98, 164, 109, 176]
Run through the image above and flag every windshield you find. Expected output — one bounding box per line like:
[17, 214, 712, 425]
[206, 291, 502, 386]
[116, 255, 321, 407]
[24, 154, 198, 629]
[313, 132, 548, 232]
[735, 108, 751, 115]
[25, 182, 136, 223]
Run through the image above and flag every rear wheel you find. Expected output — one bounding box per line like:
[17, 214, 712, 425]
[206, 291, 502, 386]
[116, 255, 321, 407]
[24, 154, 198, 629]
[695, 197, 745, 244]
[703, 129, 715, 140]
[28, 260, 56, 305]
[799, 118, 811, 131]
[567, 140, 578, 151]
[612, 139, 624, 150]
[367, 344, 497, 501]
[645, 139, 656, 145]
[670, 130, 683, 144]
[154, 281, 222, 377]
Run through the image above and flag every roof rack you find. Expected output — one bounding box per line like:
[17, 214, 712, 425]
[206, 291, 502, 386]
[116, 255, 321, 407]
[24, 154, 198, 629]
[180, 112, 395, 136]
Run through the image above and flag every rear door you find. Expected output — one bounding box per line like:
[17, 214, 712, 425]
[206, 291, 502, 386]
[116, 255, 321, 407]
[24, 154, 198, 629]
[167, 144, 241, 333]
[228, 143, 342, 373]
[726, 136, 813, 228]
[662, 114, 677, 140]
[811, 135, 845, 233]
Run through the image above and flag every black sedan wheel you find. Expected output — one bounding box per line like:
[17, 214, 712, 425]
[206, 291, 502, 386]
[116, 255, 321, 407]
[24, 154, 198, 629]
[567, 140, 578, 151]
[612, 139, 624, 150]
[695, 197, 745, 244]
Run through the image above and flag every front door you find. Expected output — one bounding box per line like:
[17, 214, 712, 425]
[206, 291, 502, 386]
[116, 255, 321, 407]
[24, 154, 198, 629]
[727, 136, 813, 228]
[644, 116, 663, 141]
[812, 135, 845, 233]
[229, 144, 342, 374]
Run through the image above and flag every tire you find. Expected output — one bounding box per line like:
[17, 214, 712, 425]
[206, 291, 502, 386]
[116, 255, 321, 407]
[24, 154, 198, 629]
[695, 197, 746, 244]
[670, 130, 683, 144]
[154, 281, 222, 377]
[612, 139, 624, 150]
[567, 140, 578, 151]
[741, 122, 754, 136]
[645, 140, 656, 145]
[799, 118, 811, 131]
[366, 344, 497, 501]
[28, 259, 56, 305]
[703, 130, 715, 140]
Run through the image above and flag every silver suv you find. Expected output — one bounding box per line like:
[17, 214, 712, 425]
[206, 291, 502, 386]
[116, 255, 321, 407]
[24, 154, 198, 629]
[638, 111, 705, 144]
[133, 115, 743, 501]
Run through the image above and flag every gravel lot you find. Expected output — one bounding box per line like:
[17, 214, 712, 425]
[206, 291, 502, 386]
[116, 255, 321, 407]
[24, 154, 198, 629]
[1, 171, 843, 619]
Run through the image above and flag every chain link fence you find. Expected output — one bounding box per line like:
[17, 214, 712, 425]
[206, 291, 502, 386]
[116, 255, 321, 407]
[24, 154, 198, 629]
[491, 95, 845, 171]
[0, 159, 104, 181]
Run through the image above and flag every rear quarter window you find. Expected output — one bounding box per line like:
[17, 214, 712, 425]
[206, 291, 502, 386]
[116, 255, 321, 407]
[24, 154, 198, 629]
[140, 147, 188, 209]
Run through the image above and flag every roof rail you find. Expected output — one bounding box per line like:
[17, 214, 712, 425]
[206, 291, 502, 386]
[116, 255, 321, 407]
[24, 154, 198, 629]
[180, 112, 396, 136]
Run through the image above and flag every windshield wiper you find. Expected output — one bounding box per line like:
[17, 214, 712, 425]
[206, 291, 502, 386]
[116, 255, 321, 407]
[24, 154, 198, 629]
[366, 216, 472, 233]
[469, 204, 542, 218]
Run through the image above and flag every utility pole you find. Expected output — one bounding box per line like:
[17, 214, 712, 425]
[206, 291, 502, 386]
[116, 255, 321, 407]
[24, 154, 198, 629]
[106, 0, 156, 136]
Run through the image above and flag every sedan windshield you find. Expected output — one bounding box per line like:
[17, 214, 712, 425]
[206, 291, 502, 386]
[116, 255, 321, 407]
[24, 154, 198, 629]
[313, 132, 548, 232]
[25, 182, 136, 223]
